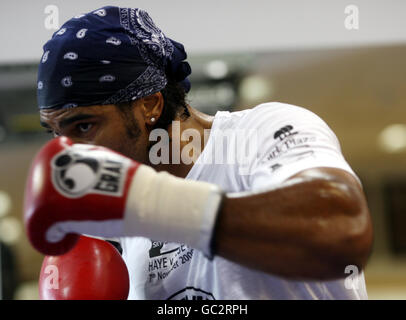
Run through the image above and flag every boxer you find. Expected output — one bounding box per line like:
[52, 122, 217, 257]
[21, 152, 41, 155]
[27, 6, 373, 299]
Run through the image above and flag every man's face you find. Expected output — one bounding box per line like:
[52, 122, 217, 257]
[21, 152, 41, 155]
[40, 104, 151, 164]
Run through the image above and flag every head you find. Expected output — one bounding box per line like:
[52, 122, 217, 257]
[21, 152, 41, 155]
[38, 6, 191, 165]
[40, 78, 190, 165]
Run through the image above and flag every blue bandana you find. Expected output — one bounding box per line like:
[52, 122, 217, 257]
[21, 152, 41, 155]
[37, 6, 191, 110]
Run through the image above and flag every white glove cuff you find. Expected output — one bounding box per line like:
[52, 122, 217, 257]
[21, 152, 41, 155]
[123, 165, 223, 257]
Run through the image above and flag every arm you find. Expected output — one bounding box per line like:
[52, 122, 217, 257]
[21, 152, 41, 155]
[24, 137, 372, 282]
[214, 167, 373, 280]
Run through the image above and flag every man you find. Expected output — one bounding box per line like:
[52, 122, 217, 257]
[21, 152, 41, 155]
[26, 6, 373, 299]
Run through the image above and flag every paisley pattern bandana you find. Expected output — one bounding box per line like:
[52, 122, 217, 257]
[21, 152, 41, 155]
[37, 6, 191, 110]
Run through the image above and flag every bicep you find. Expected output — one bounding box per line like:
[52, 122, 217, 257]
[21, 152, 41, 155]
[288, 167, 362, 191]
[286, 167, 369, 220]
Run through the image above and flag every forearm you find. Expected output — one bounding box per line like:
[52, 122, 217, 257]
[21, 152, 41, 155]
[212, 172, 373, 280]
[25, 137, 373, 277]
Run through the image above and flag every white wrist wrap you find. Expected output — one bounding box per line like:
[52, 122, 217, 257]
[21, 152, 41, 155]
[123, 165, 223, 257]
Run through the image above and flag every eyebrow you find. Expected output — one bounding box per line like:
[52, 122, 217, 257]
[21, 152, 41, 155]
[40, 114, 96, 130]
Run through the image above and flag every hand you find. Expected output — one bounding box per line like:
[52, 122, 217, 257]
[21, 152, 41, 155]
[24, 136, 223, 256]
[24, 136, 139, 255]
[39, 235, 129, 300]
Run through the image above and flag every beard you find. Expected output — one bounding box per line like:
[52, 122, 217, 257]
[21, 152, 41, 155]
[114, 103, 148, 164]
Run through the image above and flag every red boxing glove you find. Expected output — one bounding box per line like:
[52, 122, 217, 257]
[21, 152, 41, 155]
[24, 136, 223, 257]
[24, 136, 139, 255]
[39, 235, 129, 300]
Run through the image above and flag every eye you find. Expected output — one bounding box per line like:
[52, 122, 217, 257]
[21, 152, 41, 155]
[76, 123, 93, 133]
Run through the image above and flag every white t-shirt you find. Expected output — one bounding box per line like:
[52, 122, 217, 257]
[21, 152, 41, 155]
[120, 102, 368, 300]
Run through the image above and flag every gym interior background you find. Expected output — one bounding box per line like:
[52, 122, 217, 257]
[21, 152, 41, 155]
[1, 0, 405, 299]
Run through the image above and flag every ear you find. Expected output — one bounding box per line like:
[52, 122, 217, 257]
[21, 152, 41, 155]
[140, 92, 164, 126]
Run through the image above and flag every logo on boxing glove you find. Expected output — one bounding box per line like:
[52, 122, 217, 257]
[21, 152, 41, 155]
[51, 145, 130, 198]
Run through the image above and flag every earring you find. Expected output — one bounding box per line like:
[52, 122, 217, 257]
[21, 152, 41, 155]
[150, 117, 156, 123]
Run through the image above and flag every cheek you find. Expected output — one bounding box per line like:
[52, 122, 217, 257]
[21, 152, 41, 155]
[99, 126, 149, 164]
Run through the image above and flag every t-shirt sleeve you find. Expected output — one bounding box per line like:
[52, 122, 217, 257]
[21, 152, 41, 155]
[236, 103, 359, 191]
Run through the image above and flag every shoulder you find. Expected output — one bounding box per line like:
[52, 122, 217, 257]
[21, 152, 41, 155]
[211, 102, 340, 145]
[219, 102, 337, 142]
[238, 102, 327, 126]
[215, 102, 327, 129]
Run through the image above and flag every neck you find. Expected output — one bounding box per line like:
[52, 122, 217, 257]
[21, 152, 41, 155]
[153, 105, 214, 178]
